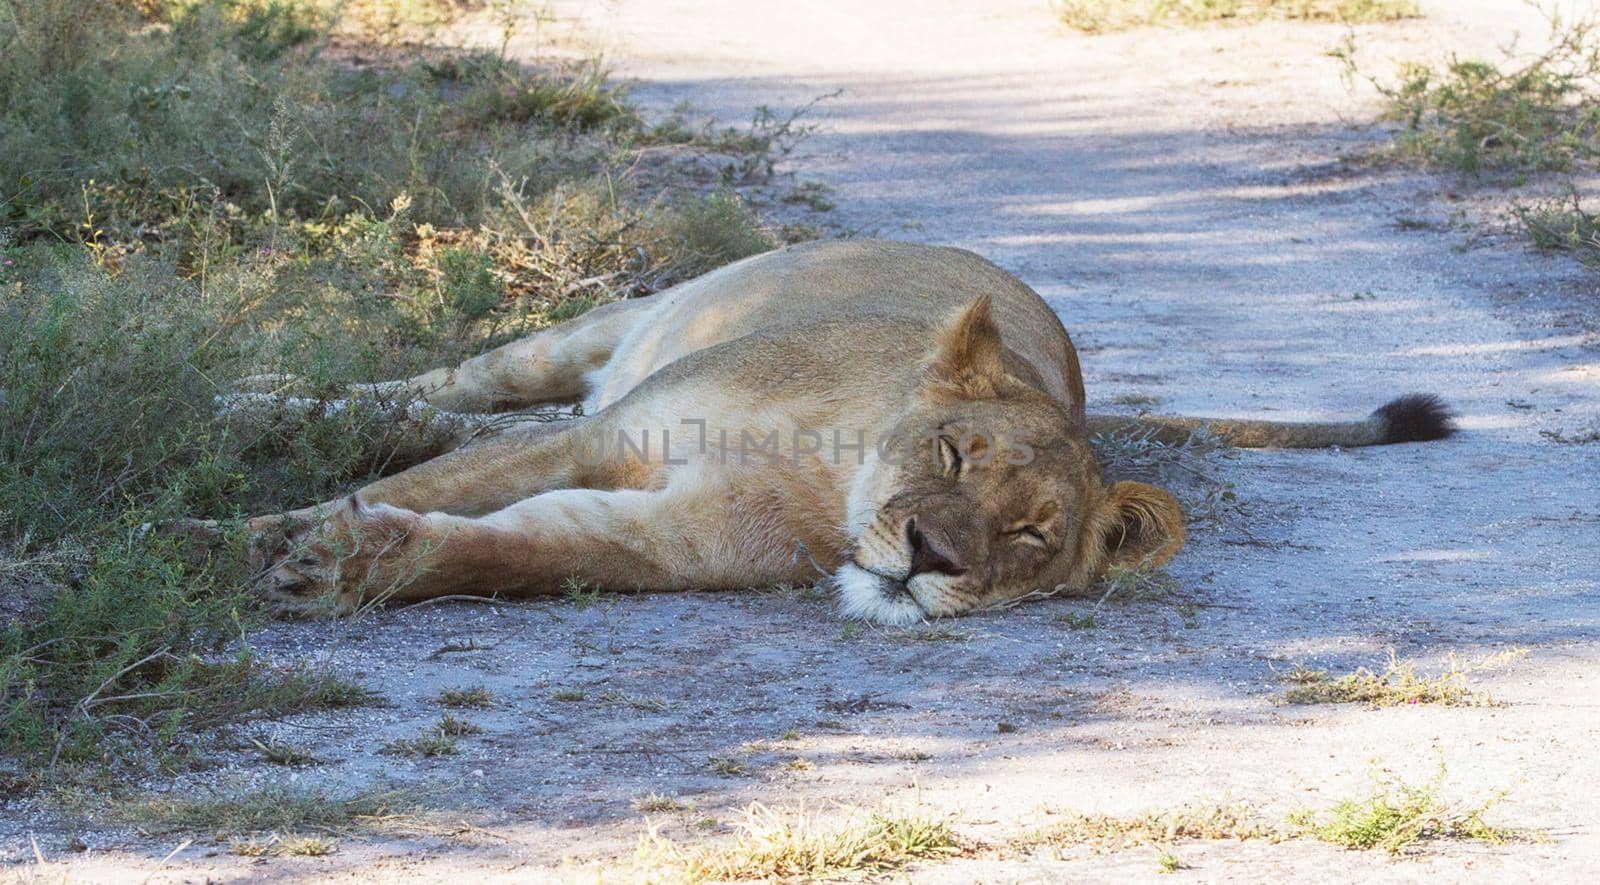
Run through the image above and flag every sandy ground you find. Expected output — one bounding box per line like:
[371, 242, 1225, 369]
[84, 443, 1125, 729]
[5, 0, 1600, 881]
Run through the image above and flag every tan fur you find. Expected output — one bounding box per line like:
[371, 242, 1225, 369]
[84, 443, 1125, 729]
[242, 240, 1429, 623]
[1083, 414, 1385, 448]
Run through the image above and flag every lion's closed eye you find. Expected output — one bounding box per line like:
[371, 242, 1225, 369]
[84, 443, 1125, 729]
[1004, 525, 1048, 547]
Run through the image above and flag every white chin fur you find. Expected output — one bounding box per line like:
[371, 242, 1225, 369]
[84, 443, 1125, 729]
[834, 563, 925, 625]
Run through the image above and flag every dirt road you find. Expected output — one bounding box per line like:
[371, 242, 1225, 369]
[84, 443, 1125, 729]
[6, 0, 1598, 880]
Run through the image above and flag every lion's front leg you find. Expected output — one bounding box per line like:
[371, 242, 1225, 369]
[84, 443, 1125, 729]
[258, 463, 848, 615]
[449, 465, 850, 596]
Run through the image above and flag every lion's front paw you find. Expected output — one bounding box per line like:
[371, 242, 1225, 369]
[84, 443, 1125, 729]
[252, 497, 425, 618]
[260, 546, 357, 618]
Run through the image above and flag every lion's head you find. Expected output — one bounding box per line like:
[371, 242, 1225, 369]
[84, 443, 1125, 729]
[837, 296, 1184, 624]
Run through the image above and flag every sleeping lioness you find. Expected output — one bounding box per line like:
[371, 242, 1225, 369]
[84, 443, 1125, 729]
[241, 239, 1453, 623]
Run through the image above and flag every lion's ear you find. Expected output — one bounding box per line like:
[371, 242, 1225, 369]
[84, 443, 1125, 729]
[1086, 481, 1185, 573]
[927, 295, 1008, 398]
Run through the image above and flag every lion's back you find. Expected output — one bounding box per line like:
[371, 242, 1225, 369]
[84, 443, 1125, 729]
[587, 240, 1083, 413]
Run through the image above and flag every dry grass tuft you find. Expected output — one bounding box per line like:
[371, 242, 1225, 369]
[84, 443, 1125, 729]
[126, 786, 418, 837]
[436, 713, 484, 736]
[381, 714, 482, 756]
[436, 686, 494, 709]
[1096, 563, 1182, 604]
[1056, 611, 1099, 630]
[1009, 771, 1528, 860]
[231, 832, 338, 857]
[1058, 0, 1418, 33]
[632, 803, 963, 881]
[1013, 803, 1277, 852]
[1279, 653, 1495, 707]
[635, 793, 687, 813]
[705, 755, 747, 777]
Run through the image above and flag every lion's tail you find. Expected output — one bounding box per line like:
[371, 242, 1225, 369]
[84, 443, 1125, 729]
[1084, 394, 1457, 449]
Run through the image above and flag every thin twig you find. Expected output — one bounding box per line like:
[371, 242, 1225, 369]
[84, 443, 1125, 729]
[978, 584, 1069, 613]
[791, 540, 832, 580]
[51, 645, 173, 769]
[398, 594, 517, 611]
[427, 622, 528, 660]
[144, 838, 193, 884]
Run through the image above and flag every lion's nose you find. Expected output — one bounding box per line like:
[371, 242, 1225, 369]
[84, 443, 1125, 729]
[906, 518, 965, 578]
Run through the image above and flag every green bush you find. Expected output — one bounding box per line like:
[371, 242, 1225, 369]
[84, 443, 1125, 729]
[0, 245, 402, 768]
[1290, 767, 1516, 854]
[1344, 8, 1600, 173]
[1515, 189, 1600, 266]
[0, 0, 634, 235]
[0, 0, 778, 778]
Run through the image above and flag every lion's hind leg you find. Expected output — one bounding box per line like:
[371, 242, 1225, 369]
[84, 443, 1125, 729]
[213, 391, 529, 474]
[353, 296, 652, 412]
[235, 295, 649, 415]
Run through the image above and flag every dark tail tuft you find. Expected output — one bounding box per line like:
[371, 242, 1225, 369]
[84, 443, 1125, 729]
[1372, 394, 1456, 444]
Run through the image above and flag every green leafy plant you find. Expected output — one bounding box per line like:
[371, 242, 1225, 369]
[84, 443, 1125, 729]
[1337, 6, 1600, 174]
[1515, 188, 1600, 265]
[1290, 766, 1520, 854]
